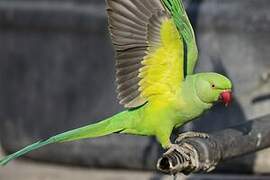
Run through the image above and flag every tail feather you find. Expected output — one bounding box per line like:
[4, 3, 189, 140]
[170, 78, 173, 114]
[0, 111, 130, 166]
[0, 140, 52, 166]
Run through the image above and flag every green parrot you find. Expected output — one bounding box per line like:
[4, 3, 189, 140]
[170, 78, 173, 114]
[0, 0, 232, 166]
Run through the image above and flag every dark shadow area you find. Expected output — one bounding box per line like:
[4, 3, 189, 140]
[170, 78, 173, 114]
[185, 0, 203, 33]
[252, 94, 270, 104]
[142, 137, 163, 169]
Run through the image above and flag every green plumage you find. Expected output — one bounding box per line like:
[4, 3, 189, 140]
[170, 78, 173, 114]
[162, 0, 193, 37]
[0, 0, 232, 167]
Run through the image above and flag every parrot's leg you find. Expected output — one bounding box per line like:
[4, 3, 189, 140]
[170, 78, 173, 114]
[156, 129, 173, 149]
[175, 131, 209, 143]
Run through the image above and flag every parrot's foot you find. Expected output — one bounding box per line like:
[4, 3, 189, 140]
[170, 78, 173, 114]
[175, 131, 209, 144]
[158, 132, 212, 175]
[164, 144, 190, 159]
[162, 143, 200, 175]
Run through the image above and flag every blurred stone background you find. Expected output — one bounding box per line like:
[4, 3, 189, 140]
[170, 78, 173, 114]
[0, 0, 269, 179]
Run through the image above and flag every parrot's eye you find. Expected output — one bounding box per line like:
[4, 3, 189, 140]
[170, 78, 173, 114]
[211, 84, 215, 88]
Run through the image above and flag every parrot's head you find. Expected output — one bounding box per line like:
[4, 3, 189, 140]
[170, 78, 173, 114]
[194, 73, 233, 106]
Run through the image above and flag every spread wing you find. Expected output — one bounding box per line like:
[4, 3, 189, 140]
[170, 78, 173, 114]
[162, 0, 198, 75]
[107, 0, 196, 108]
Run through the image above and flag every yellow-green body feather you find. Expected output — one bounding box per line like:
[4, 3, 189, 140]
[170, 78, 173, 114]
[131, 19, 186, 147]
[0, 0, 232, 166]
[140, 19, 183, 98]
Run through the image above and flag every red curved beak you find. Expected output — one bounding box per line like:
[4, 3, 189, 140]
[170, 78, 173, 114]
[220, 90, 232, 106]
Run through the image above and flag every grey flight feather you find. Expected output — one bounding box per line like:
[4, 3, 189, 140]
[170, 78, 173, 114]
[106, 0, 170, 108]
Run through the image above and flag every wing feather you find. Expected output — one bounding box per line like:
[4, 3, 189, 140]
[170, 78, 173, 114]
[107, 0, 185, 108]
[162, 0, 198, 75]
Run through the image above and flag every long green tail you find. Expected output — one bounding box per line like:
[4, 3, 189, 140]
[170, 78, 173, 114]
[0, 111, 130, 166]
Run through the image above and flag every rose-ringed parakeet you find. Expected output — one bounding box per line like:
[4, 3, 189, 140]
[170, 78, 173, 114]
[0, 0, 232, 166]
